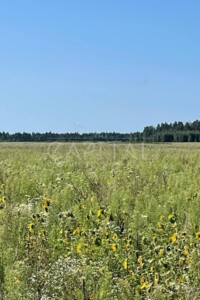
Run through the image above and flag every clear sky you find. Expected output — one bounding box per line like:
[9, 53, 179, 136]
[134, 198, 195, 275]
[0, 0, 200, 133]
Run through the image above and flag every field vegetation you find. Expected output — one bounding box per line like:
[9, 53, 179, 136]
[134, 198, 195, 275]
[0, 142, 200, 299]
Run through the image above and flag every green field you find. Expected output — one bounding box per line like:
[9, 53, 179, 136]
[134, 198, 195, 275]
[0, 142, 200, 299]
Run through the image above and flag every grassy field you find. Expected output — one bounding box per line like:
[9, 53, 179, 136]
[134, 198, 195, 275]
[0, 142, 200, 299]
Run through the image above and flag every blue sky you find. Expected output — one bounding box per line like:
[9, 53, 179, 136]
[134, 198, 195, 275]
[0, 0, 200, 133]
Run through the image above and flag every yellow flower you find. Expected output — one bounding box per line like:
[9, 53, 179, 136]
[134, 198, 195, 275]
[195, 231, 200, 238]
[168, 212, 176, 223]
[140, 277, 147, 289]
[43, 196, 51, 213]
[159, 249, 164, 256]
[157, 222, 164, 229]
[178, 276, 185, 283]
[0, 195, 5, 203]
[137, 256, 143, 267]
[123, 259, 128, 270]
[0, 196, 5, 209]
[73, 227, 81, 235]
[28, 223, 34, 232]
[168, 213, 174, 220]
[77, 242, 82, 254]
[170, 233, 177, 242]
[111, 243, 117, 252]
[140, 276, 145, 284]
[39, 230, 46, 238]
[97, 208, 104, 217]
[43, 196, 51, 207]
[140, 282, 147, 289]
[184, 246, 189, 255]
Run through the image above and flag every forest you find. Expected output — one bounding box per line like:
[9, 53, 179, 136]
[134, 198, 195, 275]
[1, 120, 200, 142]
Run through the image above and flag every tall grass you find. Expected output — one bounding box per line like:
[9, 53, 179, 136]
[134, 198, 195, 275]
[0, 142, 200, 299]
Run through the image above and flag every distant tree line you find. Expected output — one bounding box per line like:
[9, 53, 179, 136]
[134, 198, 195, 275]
[142, 120, 200, 142]
[1, 120, 200, 142]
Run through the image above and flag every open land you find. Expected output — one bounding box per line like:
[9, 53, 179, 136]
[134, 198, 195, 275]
[0, 142, 200, 299]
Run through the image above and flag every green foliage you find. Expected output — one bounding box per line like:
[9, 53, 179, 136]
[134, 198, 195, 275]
[1, 119, 200, 142]
[0, 142, 200, 299]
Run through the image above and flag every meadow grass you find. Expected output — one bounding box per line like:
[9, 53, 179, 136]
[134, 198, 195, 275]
[0, 142, 200, 299]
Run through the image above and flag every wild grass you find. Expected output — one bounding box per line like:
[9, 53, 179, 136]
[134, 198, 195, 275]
[0, 142, 200, 299]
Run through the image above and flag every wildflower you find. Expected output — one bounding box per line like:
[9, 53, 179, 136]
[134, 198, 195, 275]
[170, 233, 177, 243]
[73, 227, 81, 235]
[159, 249, 164, 256]
[195, 231, 200, 238]
[140, 277, 147, 289]
[97, 208, 105, 217]
[168, 213, 173, 220]
[140, 276, 145, 284]
[97, 209, 102, 217]
[0, 196, 5, 209]
[77, 243, 82, 254]
[168, 213, 176, 223]
[28, 223, 34, 232]
[140, 282, 147, 289]
[44, 197, 51, 207]
[43, 196, 51, 213]
[157, 222, 164, 229]
[123, 259, 128, 270]
[111, 243, 117, 252]
[184, 246, 189, 255]
[137, 256, 143, 267]
[39, 230, 46, 238]
[178, 276, 186, 283]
